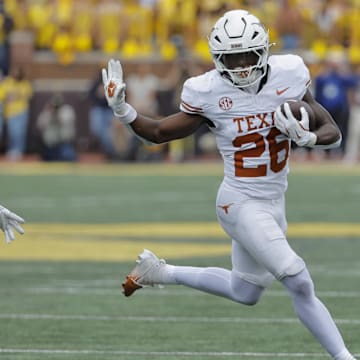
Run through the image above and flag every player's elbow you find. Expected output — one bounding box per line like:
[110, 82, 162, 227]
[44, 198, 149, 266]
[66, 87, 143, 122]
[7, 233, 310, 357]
[320, 131, 342, 149]
[331, 132, 342, 148]
[153, 128, 176, 144]
[314, 125, 342, 149]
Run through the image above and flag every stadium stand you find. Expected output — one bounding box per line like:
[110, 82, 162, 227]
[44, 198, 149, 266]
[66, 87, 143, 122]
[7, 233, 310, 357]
[1, 0, 360, 161]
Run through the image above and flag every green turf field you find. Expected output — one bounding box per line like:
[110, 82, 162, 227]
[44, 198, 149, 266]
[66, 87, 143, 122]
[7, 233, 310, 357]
[0, 162, 359, 359]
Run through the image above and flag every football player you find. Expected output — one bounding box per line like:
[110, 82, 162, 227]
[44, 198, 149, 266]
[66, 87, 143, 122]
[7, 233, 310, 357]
[0, 205, 25, 244]
[102, 10, 356, 360]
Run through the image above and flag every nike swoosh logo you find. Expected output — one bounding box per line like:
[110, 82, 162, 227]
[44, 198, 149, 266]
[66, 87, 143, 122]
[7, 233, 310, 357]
[276, 87, 290, 95]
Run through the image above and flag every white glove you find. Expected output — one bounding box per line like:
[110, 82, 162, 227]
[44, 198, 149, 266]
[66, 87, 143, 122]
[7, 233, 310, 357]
[0, 205, 25, 244]
[102, 59, 137, 123]
[274, 102, 317, 147]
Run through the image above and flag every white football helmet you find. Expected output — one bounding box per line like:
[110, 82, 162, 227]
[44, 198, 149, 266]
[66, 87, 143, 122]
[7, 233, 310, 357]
[208, 10, 270, 88]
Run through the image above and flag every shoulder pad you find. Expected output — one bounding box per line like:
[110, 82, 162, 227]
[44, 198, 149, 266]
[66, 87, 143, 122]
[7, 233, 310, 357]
[269, 54, 311, 92]
[183, 70, 215, 94]
[180, 71, 216, 114]
[270, 54, 310, 80]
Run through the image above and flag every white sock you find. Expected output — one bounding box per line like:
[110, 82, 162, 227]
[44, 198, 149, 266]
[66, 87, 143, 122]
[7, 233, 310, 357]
[281, 268, 353, 358]
[163, 264, 356, 359]
[164, 264, 263, 305]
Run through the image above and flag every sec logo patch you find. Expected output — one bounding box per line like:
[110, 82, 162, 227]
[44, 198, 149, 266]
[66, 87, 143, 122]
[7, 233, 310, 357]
[219, 97, 233, 110]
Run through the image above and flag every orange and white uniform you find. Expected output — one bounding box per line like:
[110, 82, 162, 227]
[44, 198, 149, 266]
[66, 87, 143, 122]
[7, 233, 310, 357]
[180, 54, 310, 286]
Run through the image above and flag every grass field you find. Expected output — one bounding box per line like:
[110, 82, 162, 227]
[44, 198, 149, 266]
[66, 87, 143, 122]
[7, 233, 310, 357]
[0, 161, 359, 359]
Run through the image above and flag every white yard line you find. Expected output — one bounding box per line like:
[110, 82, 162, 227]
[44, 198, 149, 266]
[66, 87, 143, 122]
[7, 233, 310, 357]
[17, 286, 360, 298]
[0, 348, 334, 357]
[0, 313, 359, 325]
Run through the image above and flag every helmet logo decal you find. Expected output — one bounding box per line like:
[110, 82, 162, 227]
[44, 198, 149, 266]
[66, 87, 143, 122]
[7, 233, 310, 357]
[219, 97, 233, 110]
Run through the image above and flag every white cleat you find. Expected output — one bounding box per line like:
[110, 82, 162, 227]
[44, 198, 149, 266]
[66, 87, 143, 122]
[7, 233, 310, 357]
[122, 249, 166, 297]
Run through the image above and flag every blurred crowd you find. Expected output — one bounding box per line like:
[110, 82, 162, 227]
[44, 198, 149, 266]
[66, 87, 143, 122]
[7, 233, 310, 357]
[3, 0, 360, 64]
[1, 0, 360, 163]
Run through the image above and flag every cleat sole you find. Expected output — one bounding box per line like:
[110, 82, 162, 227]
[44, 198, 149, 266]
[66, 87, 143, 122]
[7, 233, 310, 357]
[122, 275, 143, 297]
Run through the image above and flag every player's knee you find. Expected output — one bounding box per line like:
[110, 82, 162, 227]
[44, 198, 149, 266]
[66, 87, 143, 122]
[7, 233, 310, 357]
[231, 274, 263, 305]
[231, 290, 260, 305]
[238, 294, 260, 306]
[292, 276, 314, 298]
[276, 256, 305, 280]
[282, 269, 315, 299]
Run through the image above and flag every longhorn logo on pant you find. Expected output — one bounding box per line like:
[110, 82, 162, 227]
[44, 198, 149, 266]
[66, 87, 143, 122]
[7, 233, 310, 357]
[218, 203, 234, 214]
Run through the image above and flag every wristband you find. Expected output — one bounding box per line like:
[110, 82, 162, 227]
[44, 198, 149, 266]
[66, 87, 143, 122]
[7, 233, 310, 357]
[114, 103, 138, 124]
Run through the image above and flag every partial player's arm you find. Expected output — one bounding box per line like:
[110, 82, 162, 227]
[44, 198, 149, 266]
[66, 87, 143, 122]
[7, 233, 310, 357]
[275, 89, 341, 149]
[0, 205, 25, 244]
[129, 112, 206, 144]
[301, 90, 342, 146]
[102, 59, 207, 144]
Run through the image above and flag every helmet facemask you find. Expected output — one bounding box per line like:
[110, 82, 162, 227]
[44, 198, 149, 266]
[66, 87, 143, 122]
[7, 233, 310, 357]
[213, 47, 268, 87]
[208, 10, 271, 88]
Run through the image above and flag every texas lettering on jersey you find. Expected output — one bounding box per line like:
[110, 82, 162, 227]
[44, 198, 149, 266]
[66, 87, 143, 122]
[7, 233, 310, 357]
[180, 54, 310, 199]
[233, 112, 275, 133]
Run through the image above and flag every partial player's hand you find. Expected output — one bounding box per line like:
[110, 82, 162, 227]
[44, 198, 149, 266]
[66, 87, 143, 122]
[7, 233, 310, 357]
[102, 59, 127, 116]
[274, 103, 316, 147]
[0, 206, 25, 244]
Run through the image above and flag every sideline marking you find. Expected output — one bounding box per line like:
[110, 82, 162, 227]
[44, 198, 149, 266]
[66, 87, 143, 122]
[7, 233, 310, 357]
[1, 222, 359, 261]
[21, 222, 360, 237]
[0, 238, 230, 261]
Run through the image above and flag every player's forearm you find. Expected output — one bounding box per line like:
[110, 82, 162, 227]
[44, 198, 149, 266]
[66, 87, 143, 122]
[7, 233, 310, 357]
[313, 124, 342, 147]
[128, 112, 203, 144]
[128, 114, 168, 144]
[312, 105, 342, 147]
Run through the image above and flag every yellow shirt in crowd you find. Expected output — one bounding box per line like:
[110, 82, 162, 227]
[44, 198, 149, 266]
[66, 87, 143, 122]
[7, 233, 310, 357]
[0, 77, 32, 119]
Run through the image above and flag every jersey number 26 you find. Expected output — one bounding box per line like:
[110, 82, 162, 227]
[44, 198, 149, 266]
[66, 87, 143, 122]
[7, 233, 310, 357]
[233, 128, 289, 177]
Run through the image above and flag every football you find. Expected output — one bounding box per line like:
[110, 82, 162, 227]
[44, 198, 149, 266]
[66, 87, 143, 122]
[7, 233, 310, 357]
[280, 100, 316, 130]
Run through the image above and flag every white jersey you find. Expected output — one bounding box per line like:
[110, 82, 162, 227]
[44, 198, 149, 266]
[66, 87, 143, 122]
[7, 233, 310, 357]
[180, 54, 310, 200]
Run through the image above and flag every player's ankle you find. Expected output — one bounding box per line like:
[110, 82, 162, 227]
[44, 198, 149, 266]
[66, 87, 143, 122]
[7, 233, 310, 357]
[333, 348, 356, 360]
[162, 264, 177, 284]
